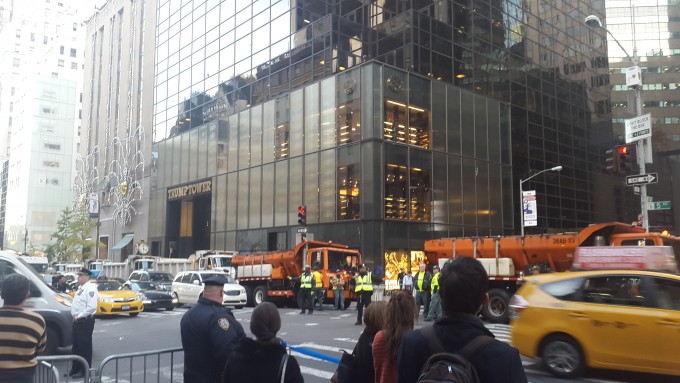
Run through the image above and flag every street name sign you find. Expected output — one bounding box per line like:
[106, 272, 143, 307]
[625, 173, 658, 187]
[648, 201, 671, 210]
[624, 113, 652, 144]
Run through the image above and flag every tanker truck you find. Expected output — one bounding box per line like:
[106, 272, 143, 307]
[231, 240, 362, 307]
[424, 222, 680, 323]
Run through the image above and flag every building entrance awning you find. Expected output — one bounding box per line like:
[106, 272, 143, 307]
[111, 234, 134, 252]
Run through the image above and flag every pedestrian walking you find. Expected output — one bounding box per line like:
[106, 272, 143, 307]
[354, 301, 387, 383]
[425, 265, 441, 321]
[372, 290, 416, 383]
[413, 263, 432, 318]
[397, 257, 528, 383]
[299, 265, 315, 314]
[352, 264, 377, 325]
[0, 274, 46, 383]
[181, 275, 246, 383]
[66, 267, 98, 378]
[330, 270, 345, 310]
[222, 302, 303, 383]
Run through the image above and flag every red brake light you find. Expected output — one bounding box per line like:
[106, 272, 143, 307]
[509, 294, 529, 321]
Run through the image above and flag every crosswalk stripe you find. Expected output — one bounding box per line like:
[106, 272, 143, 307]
[293, 342, 353, 354]
[299, 365, 334, 379]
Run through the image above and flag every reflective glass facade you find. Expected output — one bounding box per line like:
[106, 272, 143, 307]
[150, 0, 612, 266]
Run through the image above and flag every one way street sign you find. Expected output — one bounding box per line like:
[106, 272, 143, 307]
[625, 173, 658, 187]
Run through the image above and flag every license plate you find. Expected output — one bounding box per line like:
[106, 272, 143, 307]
[122, 305, 130, 310]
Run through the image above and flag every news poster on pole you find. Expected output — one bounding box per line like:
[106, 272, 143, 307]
[522, 190, 537, 227]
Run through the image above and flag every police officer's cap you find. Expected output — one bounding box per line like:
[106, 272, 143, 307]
[78, 268, 92, 276]
[304, 265, 311, 270]
[359, 263, 366, 269]
[203, 275, 228, 286]
[433, 265, 440, 270]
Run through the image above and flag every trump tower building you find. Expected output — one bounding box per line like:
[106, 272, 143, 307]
[147, 0, 615, 279]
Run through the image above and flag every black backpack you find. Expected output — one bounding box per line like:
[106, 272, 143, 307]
[417, 326, 495, 383]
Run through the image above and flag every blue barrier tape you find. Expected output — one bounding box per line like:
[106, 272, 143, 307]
[288, 345, 341, 364]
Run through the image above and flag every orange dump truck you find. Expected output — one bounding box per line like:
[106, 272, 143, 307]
[424, 222, 680, 323]
[231, 240, 362, 308]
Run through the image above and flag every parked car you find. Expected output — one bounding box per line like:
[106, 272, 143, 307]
[172, 271, 246, 308]
[0, 251, 73, 354]
[68, 279, 143, 317]
[127, 270, 174, 291]
[124, 281, 176, 311]
[510, 270, 680, 379]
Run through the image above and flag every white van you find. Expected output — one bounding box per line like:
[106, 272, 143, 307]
[0, 251, 73, 354]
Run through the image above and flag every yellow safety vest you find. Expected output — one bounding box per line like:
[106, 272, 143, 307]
[354, 273, 374, 292]
[300, 274, 313, 289]
[330, 278, 343, 290]
[416, 272, 426, 291]
[313, 271, 323, 288]
[431, 272, 440, 291]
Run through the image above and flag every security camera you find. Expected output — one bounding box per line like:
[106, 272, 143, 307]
[585, 15, 603, 28]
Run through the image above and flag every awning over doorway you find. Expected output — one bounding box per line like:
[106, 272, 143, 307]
[111, 234, 134, 252]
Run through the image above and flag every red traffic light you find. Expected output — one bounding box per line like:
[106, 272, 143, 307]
[618, 146, 629, 155]
[298, 205, 306, 215]
[297, 205, 307, 226]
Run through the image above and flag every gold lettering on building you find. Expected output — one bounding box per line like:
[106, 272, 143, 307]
[167, 180, 212, 200]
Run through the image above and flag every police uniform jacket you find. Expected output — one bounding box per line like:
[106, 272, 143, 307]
[71, 280, 98, 319]
[181, 297, 246, 383]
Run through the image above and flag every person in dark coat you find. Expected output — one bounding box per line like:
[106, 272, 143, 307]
[354, 300, 387, 383]
[181, 276, 246, 383]
[397, 257, 527, 383]
[222, 302, 303, 383]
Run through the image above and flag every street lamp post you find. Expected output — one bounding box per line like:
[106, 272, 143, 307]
[520, 166, 563, 236]
[586, 15, 650, 231]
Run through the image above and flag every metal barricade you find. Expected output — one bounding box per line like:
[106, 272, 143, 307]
[35, 355, 91, 383]
[92, 347, 183, 383]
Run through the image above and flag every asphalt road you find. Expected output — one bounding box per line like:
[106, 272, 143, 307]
[50, 303, 676, 383]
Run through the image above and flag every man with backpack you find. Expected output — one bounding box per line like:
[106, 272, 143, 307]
[396, 257, 527, 383]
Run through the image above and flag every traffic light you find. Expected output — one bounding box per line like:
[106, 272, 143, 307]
[297, 205, 307, 226]
[605, 148, 619, 173]
[617, 144, 636, 174]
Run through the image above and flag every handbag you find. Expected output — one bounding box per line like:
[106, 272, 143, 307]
[278, 352, 289, 383]
[330, 349, 359, 383]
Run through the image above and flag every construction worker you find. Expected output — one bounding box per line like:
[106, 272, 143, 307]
[425, 265, 441, 321]
[299, 265, 315, 315]
[313, 265, 324, 311]
[413, 263, 432, 318]
[352, 264, 374, 325]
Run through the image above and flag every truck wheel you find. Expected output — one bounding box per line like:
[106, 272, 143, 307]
[254, 286, 268, 306]
[43, 325, 59, 355]
[244, 286, 255, 307]
[482, 288, 510, 323]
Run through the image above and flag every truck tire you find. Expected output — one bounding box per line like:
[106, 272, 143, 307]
[43, 325, 59, 355]
[254, 286, 268, 306]
[244, 285, 255, 307]
[482, 288, 510, 324]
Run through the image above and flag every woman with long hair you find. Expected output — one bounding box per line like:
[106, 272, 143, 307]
[372, 290, 416, 383]
[355, 300, 387, 383]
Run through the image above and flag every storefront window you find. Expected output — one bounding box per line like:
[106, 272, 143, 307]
[385, 163, 431, 221]
[337, 100, 361, 144]
[337, 164, 360, 220]
[383, 249, 426, 290]
[383, 99, 430, 149]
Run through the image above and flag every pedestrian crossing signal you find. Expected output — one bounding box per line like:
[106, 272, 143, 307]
[297, 205, 307, 226]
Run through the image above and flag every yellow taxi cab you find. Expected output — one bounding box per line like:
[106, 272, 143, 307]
[68, 279, 143, 317]
[509, 269, 680, 378]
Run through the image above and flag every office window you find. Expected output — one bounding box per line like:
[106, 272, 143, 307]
[73, 23, 77, 31]
[52, 72, 58, 78]
[70, 48, 76, 57]
[43, 36, 48, 44]
[59, 46, 64, 54]
[71, 62, 78, 70]
[43, 161, 59, 168]
[58, 59, 64, 67]
[30, 32, 35, 41]
[44, 143, 61, 150]
[13, 58, 20, 67]
[15, 29, 20, 38]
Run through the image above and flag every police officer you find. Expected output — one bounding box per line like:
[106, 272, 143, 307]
[66, 268, 98, 378]
[299, 265, 315, 314]
[425, 265, 441, 321]
[312, 265, 324, 311]
[352, 264, 374, 325]
[413, 263, 432, 318]
[181, 275, 245, 383]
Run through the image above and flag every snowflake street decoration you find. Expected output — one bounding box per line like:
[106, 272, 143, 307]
[73, 147, 101, 207]
[106, 126, 145, 226]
